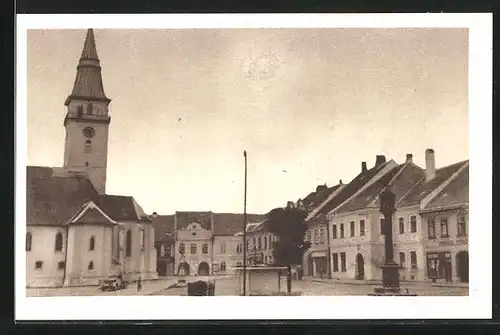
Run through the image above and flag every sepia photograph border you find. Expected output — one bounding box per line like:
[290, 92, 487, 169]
[15, 13, 492, 321]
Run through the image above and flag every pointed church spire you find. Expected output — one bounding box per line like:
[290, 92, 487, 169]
[65, 29, 110, 106]
[80, 29, 99, 61]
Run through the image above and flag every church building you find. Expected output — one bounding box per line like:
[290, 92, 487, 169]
[26, 29, 157, 288]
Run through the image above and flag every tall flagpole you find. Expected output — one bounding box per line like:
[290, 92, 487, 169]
[243, 150, 248, 296]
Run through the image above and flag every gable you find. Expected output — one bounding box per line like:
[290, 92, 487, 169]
[424, 166, 469, 210]
[397, 160, 468, 208]
[70, 202, 116, 225]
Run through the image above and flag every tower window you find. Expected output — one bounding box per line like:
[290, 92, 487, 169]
[85, 161, 89, 167]
[88, 261, 94, 271]
[84, 140, 92, 153]
[87, 103, 93, 115]
[77, 105, 83, 117]
[58, 261, 65, 270]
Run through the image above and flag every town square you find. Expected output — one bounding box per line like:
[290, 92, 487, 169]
[25, 26, 470, 298]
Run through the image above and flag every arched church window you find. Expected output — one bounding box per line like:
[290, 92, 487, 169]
[139, 228, 145, 251]
[87, 103, 93, 115]
[125, 230, 132, 257]
[84, 140, 92, 153]
[88, 261, 94, 271]
[26, 232, 32, 252]
[54, 232, 63, 252]
[89, 236, 95, 251]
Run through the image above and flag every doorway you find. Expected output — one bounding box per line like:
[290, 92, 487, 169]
[198, 262, 210, 276]
[178, 262, 190, 276]
[355, 253, 365, 280]
[456, 251, 469, 283]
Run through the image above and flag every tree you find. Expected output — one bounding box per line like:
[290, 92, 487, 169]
[266, 203, 311, 293]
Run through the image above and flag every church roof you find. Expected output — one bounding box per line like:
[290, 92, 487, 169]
[27, 166, 151, 226]
[65, 29, 110, 105]
[27, 166, 98, 226]
[94, 195, 151, 222]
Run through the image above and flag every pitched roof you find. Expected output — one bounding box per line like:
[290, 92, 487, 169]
[424, 164, 469, 211]
[336, 162, 425, 213]
[300, 184, 343, 213]
[175, 211, 213, 230]
[151, 215, 175, 242]
[94, 195, 151, 222]
[397, 160, 469, 208]
[213, 213, 266, 236]
[27, 166, 151, 226]
[152, 212, 266, 239]
[65, 29, 110, 105]
[315, 161, 390, 216]
[27, 166, 98, 226]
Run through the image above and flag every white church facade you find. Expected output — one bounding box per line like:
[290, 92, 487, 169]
[26, 29, 157, 288]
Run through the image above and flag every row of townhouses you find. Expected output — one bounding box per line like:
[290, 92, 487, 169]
[243, 150, 468, 284]
[151, 149, 468, 284]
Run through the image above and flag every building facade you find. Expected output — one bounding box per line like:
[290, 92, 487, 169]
[154, 211, 264, 276]
[301, 183, 344, 278]
[328, 154, 425, 282]
[396, 151, 469, 283]
[246, 221, 276, 266]
[313, 149, 469, 283]
[26, 29, 157, 288]
[151, 214, 175, 276]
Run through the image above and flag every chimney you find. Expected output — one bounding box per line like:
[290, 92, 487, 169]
[406, 154, 413, 163]
[361, 162, 367, 172]
[339, 179, 343, 185]
[375, 155, 386, 166]
[316, 184, 328, 193]
[425, 149, 436, 181]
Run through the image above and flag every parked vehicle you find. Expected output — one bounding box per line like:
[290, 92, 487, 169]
[100, 274, 128, 291]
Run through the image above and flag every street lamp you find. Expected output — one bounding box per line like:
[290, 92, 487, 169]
[243, 150, 248, 296]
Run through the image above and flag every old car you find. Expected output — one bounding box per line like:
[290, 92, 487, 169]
[100, 274, 128, 291]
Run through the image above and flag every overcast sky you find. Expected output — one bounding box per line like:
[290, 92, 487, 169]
[26, 28, 469, 215]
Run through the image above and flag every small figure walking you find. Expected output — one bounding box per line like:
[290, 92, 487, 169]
[137, 276, 142, 292]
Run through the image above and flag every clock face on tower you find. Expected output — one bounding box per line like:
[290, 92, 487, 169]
[83, 126, 95, 138]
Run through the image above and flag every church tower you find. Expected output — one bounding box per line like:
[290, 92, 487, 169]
[63, 29, 111, 194]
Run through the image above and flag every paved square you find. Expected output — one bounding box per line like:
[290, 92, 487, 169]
[151, 277, 468, 296]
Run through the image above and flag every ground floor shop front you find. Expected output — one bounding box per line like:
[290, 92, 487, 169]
[426, 249, 468, 283]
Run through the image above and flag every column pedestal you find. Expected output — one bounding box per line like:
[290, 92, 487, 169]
[374, 261, 401, 294]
